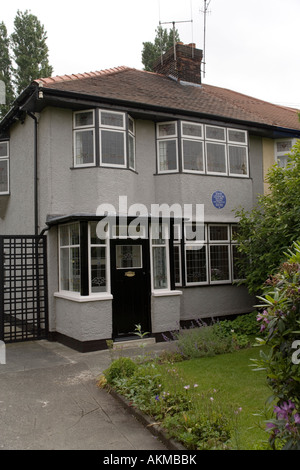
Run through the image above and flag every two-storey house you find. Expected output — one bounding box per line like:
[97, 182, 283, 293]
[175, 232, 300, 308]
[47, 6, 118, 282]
[1, 43, 299, 351]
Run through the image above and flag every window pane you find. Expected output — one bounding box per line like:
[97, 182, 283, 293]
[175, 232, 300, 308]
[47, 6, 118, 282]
[75, 130, 94, 165]
[91, 246, 107, 292]
[276, 141, 292, 153]
[153, 246, 168, 289]
[158, 140, 177, 171]
[206, 142, 226, 173]
[174, 244, 181, 285]
[60, 225, 69, 246]
[206, 125, 225, 141]
[228, 129, 247, 144]
[182, 140, 204, 172]
[0, 142, 8, 157]
[101, 111, 124, 128]
[70, 247, 80, 292]
[101, 130, 125, 166]
[128, 116, 135, 134]
[186, 245, 207, 283]
[209, 225, 228, 241]
[277, 155, 289, 168]
[70, 223, 80, 245]
[210, 245, 229, 281]
[228, 145, 248, 175]
[116, 245, 142, 269]
[158, 122, 176, 137]
[74, 111, 93, 128]
[182, 122, 202, 138]
[0, 159, 8, 193]
[128, 134, 135, 170]
[60, 248, 70, 290]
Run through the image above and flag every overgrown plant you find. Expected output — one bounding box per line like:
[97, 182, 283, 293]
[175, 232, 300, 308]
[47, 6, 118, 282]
[252, 241, 300, 450]
[234, 141, 300, 296]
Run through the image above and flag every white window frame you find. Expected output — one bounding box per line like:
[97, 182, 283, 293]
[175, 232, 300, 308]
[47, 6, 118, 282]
[274, 138, 297, 168]
[157, 121, 179, 174]
[73, 110, 96, 168]
[100, 128, 127, 169]
[150, 223, 171, 292]
[185, 244, 208, 286]
[0, 141, 9, 195]
[99, 109, 126, 130]
[181, 121, 203, 140]
[157, 138, 179, 174]
[228, 144, 249, 177]
[208, 224, 231, 284]
[205, 125, 226, 142]
[205, 141, 228, 176]
[227, 128, 248, 145]
[181, 138, 205, 174]
[128, 116, 136, 171]
[88, 221, 110, 296]
[58, 223, 81, 293]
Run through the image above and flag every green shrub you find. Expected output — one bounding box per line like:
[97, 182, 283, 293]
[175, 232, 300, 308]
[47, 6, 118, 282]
[174, 324, 233, 360]
[103, 357, 137, 384]
[252, 241, 300, 450]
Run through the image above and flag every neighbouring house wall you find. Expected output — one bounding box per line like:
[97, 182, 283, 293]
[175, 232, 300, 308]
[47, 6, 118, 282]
[262, 138, 275, 194]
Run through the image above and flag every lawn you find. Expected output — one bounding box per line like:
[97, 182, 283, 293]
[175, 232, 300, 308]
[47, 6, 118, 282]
[165, 346, 271, 450]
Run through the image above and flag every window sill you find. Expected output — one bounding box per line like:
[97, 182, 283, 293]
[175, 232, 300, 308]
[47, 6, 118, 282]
[152, 290, 182, 297]
[54, 292, 113, 302]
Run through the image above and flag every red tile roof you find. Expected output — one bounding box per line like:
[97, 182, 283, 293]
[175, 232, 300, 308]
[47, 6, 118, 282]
[35, 67, 300, 131]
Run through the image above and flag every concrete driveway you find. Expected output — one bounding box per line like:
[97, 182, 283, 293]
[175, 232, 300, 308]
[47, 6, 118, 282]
[0, 340, 169, 450]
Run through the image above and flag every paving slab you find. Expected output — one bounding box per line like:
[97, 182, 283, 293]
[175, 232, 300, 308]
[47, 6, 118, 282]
[0, 340, 176, 450]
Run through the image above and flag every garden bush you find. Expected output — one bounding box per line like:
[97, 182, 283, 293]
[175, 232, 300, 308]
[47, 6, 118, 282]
[252, 241, 300, 450]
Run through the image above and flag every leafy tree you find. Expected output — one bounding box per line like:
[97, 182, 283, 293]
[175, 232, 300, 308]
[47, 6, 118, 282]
[11, 10, 53, 94]
[142, 25, 180, 72]
[0, 22, 15, 118]
[234, 140, 300, 296]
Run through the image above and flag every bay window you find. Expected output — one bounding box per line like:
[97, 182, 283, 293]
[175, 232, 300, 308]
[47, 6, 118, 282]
[157, 122, 178, 173]
[59, 221, 110, 297]
[73, 109, 135, 170]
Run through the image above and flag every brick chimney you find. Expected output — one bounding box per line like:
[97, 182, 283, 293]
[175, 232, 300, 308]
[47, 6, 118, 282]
[153, 43, 203, 85]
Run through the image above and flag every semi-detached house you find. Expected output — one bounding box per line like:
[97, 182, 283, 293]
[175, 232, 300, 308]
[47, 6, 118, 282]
[0, 43, 299, 351]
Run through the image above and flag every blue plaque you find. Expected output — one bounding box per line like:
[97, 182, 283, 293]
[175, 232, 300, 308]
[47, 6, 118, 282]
[212, 191, 226, 209]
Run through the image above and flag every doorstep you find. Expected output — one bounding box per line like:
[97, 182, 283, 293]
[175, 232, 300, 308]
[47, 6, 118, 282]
[113, 337, 156, 350]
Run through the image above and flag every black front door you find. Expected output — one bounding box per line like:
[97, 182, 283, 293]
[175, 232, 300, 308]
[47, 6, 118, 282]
[111, 239, 151, 338]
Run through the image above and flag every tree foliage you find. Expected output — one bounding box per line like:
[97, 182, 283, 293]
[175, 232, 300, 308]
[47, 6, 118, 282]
[0, 22, 15, 117]
[142, 26, 180, 72]
[11, 10, 53, 95]
[234, 140, 300, 296]
[0, 10, 53, 118]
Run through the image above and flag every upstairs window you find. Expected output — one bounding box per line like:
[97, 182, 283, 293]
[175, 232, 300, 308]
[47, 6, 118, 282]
[100, 110, 126, 168]
[73, 109, 135, 170]
[156, 121, 249, 177]
[275, 139, 296, 168]
[0, 141, 9, 194]
[73, 110, 95, 167]
[157, 122, 178, 173]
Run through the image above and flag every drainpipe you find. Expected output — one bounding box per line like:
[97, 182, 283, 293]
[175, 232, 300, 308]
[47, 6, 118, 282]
[27, 112, 39, 236]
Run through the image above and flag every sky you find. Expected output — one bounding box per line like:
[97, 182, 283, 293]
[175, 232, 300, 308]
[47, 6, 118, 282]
[2, 0, 300, 108]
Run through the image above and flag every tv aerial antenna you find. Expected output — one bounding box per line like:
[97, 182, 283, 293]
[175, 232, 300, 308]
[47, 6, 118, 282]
[200, 0, 211, 79]
[159, 19, 194, 63]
